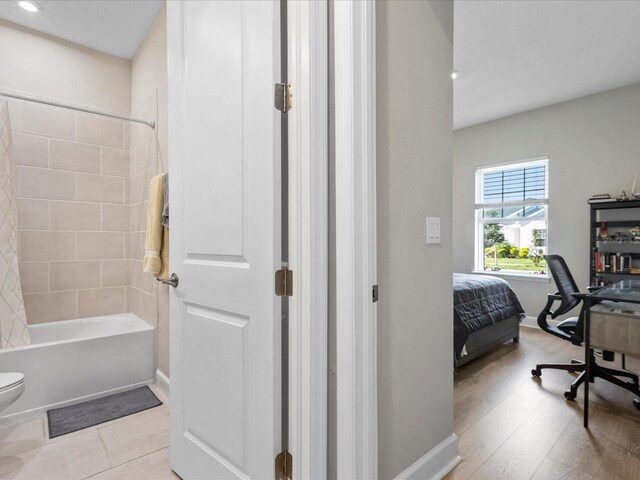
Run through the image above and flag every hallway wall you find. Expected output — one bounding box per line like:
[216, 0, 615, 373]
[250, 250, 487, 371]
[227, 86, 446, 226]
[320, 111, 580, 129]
[376, 1, 455, 478]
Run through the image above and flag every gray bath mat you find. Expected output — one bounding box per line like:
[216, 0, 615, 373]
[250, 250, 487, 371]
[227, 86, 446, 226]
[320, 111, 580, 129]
[47, 386, 162, 438]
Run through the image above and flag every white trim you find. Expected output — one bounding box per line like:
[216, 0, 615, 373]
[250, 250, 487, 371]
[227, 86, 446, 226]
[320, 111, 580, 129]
[155, 369, 170, 399]
[334, 1, 378, 479]
[521, 315, 560, 328]
[475, 155, 549, 173]
[393, 434, 461, 480]
[287, 1, 328, 479]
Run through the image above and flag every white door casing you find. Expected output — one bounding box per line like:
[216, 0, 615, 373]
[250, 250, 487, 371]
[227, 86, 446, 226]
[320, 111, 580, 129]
[167, 1, 282, 478]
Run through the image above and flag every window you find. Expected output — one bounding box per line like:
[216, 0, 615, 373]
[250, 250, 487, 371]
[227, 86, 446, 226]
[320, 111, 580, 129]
[475, 158, 548, 276]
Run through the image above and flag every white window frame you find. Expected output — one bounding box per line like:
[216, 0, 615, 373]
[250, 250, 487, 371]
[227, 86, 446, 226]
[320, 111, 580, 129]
[474, 157, 550, 281]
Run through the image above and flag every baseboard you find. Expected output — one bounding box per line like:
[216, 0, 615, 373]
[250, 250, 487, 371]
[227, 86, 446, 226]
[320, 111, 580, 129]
[521, 315, 539, 328]
[393, 433, 461, 480]
[156, 369, 170, 400]
[521, 315, 558, 329]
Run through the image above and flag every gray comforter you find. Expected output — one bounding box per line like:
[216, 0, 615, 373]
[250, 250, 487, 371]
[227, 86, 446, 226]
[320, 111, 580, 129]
[453, 273, 525, 359]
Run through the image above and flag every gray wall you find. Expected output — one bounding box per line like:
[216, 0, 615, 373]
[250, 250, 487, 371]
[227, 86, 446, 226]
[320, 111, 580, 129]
[376, 1, 454, 478]
[453, 83, 640, 318]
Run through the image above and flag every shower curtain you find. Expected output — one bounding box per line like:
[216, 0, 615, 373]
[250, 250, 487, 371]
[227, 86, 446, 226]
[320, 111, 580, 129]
[0, 99, 30, 348]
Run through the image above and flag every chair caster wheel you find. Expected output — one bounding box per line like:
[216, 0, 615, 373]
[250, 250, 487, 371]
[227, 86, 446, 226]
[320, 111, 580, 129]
[565, 391, 576, 401]
[634, 398, 640, 411]
[531, 369, 540, 378]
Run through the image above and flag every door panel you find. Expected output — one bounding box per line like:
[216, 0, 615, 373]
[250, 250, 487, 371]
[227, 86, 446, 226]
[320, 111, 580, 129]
[167, 1, 281, 478]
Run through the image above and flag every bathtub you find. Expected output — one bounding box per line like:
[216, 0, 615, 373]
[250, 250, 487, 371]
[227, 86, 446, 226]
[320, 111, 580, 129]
[0, 313, 155, 426]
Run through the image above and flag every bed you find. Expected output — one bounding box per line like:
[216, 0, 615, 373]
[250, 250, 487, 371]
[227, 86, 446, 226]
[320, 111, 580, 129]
[454, 273, 525, 367]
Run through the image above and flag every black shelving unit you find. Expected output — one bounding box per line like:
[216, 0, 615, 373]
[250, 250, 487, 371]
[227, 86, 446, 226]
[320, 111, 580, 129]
[590, 199, 640, 286]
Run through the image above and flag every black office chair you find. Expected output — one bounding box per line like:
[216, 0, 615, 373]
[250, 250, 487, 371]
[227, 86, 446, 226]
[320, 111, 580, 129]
[531, 255, 639, 401]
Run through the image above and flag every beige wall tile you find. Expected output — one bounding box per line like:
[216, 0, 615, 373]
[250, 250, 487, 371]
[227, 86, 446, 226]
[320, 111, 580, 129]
[78, 287, 125, 317]
[130, 168, 154, 204]
[18, 167, 76, 200]
[19, 262, 49, 294]
[158, 283, 170, 376]
[124, 233, 131, 259]
[50, 261, 100, 291]
[139, 288, 156, 326]
[102, 204, 130, 232]
[77, 173, 124, 204]
[50, 201, 101, 231]
[129, 231, 145, 261]
[102, 260, 129, 287]
[124, 177, 130, 205]
[17, 199, 49, 230]
[77, 232, 124, 260]
[101, 148, 130, 177]
[16, 103, 75, 141]
[49, 139, 100, 173]
[130, 141, 153, 176]
[19, 231, 75, 261]
[158, 324, 170, 377]
[23, 290, 76, 324]
[130, 201, 147, 232]
[76, 114, 123, 149]
[123, 123, 130, 151]
[130, 260, 156, 294]
[129, 286, 141, 318]
[12, 133, 48, 167]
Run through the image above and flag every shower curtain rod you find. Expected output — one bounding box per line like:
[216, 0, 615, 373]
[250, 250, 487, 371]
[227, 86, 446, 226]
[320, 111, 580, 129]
[0, 90, 155, 129]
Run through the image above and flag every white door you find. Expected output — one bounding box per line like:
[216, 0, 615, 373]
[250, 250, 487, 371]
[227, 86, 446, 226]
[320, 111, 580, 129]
[167, 1, 282, 478]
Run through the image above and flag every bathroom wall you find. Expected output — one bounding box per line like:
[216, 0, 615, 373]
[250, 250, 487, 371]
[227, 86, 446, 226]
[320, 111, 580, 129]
[130, 5, 170, 377]
[0, 20, 133, 325]
[13, 102, 131, 324]
[0, 19, 131, 116]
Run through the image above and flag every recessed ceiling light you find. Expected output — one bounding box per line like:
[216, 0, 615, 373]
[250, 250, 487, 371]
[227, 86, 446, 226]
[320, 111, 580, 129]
[18, 1, 43, 13]
[451, 70, 458, 80]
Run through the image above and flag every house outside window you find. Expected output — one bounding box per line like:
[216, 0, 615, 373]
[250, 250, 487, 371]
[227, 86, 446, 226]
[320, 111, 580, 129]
[475, 158, 549, 276]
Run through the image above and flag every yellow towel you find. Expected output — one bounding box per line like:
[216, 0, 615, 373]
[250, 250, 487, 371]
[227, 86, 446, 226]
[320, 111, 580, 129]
[143, 174, 169, 279]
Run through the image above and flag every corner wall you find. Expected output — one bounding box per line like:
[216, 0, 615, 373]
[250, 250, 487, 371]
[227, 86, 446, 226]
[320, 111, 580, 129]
[453, 83, 640, 317]
[130, 5, 170, 377]
[376, 1, 455, 478]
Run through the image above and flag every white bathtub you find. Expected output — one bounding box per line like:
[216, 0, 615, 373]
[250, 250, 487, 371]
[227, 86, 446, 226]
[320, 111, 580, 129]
[0, 313, 155, 426]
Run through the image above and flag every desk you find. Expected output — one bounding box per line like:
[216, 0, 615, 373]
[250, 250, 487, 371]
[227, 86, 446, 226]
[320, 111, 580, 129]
[584, 279, 640, 427]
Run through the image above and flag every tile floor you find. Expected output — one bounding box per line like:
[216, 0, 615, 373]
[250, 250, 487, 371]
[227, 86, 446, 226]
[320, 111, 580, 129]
[0, 386, 180, 480]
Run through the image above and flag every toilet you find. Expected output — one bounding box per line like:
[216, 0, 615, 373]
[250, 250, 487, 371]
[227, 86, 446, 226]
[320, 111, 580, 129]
[0, 373, 25, 412]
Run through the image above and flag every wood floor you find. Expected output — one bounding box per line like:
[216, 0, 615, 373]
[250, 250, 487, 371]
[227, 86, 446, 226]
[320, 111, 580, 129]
[445, 327, 640, 480]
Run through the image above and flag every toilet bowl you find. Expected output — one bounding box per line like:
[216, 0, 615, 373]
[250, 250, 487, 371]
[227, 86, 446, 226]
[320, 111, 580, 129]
[0, 373, 25, 411]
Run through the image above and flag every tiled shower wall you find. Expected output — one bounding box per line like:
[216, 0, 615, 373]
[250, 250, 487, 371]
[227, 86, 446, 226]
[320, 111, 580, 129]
[11, 101, 131, 324]
[128, 96, 160, 327]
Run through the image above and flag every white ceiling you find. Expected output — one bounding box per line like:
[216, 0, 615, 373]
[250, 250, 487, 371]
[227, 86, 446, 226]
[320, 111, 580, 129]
[454, 0, 640, 130]
[0, 0, 164, 59]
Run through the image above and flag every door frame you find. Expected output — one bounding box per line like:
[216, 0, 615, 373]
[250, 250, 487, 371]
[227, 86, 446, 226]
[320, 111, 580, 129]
[334, 1, 378, 479]
[286, 1, 378, 477]
[286, 1, 329, 478]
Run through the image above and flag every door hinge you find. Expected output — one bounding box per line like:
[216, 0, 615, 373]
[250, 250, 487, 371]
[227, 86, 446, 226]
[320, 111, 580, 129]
[275, 450, 292, 480]
[372, 284, 379, 303]
[275, 268, 293, 297]
[274, 83, 293, 113]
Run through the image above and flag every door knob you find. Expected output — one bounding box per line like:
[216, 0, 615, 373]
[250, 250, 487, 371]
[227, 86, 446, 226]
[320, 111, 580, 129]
[158, 273, 179, 288]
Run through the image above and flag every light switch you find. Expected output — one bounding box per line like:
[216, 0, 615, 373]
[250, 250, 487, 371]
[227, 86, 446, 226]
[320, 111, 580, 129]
[426, 217, 441, 245]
